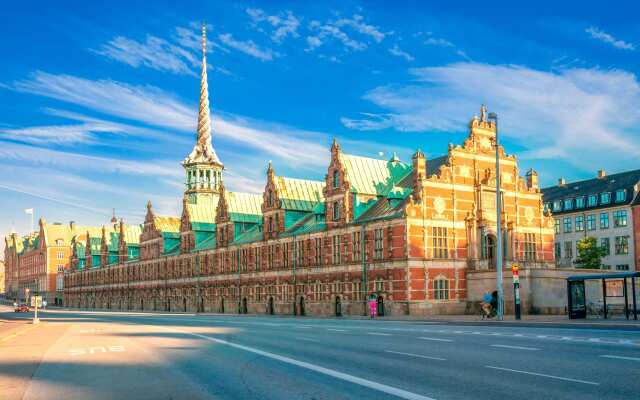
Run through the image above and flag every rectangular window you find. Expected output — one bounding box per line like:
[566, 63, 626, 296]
[564, 241, 573, 259]
[57, 251, 64, 259]
[554, 219, 560, 234]
[314, 238, 322, 265]
[587, 195, 597, 207]
[615, 189, 626, 203]
[352, 231, 361, 261]
[600, 238, 610, 256]
[586, 214, 596, 231]
[601, 192, 611, 204]
[613, 210, 628, 227]
[332, 236, 340, 264]
[283, 243, 289, 268]
[524, 233, 536, 261]
[554, 242, 561, 259]
[268, 245, 274, 269]
[296, 240, 304, 266]
[563, 217, 572, 233]
[600, 212, 609, 229]
[575, 196, 586, 209]
[564, 199, 573, 210]
[575, 216, 584, 232]
[553, 201, 561, 212]
[374, 228, 383, 260]
[432, 227, 449, 259]
[616, 264, 630, 271]
[433, 279, 450, 300]
[615, 236, 629, 255]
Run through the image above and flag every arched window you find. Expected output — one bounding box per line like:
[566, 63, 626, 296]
[333, 170, 339, 189]
[269, 217, 273, 232]
[433, 276, 450, 300]
[268, 190, 273, 207]
[333, 201, 340, 220]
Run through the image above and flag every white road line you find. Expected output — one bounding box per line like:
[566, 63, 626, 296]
[490, 344, 540, 351]
[296, 337, 320, 343]
[600, 355, 640, 362]
[418, 337, 453, 342]
[162, 327, 436, 400]
[327, 328, 346, 332]
[367, 332, 392, 336]
[485, 366, 599, 386]
[385, 350, 446, 361]
[294, 326, 311, 329]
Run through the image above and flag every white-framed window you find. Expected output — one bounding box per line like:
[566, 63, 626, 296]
[374, 228, 383, 260]
[433, 277, 450, 300]
[615, 236, 629, 255]
[332, 236, 340, 264]
[352, 231, 361, 261]
[615, 189, 626, 203]
[613, 210, 628, 227]
[524, 233, 536, 261]
[432, 227, 448, 259]
[601, 192, 611, 204]
[57, 251, 64, 259]
[587, 194, 597, 207]
[563, 199, 573, 210]
[315, 238, 322, 265]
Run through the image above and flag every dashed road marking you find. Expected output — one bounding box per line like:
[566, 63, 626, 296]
[485, 365, 599, 386]
[0, 325, 38, 343]
[418, 337, 453, 342]
[367, 332, 392, 336]
[296, 337, 320, 343]
[491, 344, 540, 351]
[163, 327, 437, 400]
[385, 350, 446, 361]
[327, 328, 346, 332]
[600, 355, 640, 362]
[69, 345, 126, 356]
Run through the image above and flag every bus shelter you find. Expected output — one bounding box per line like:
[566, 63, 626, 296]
[567, 272, 638, 320]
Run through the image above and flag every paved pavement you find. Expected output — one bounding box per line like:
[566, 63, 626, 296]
[1, 306, 639, 400]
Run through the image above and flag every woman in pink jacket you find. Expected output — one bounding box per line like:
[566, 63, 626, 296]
[369, 295, 377, 319]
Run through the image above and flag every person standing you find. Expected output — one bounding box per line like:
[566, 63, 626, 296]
[369, 294, 377, 319]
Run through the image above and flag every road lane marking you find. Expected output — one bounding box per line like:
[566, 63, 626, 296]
[485, 366, 599, 386]
[367, 332, 391, 336]
[327, 328, 346, 332]
[385, 350, 446, 361]
[490, 344, 540, 351]
[162, 327, 437, 400]
[418, 337, 453, 342]
[600, 355, 640, 362]
[0, 325, 38, 343]
[296, 337, 320, 343]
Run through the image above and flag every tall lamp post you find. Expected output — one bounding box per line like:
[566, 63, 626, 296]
[488, 111, 504, 321]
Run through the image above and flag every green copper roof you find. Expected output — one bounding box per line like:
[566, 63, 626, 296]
[275, 176, 324, 212]
[225, 191, 263, 223]
[281, 213, 326, 237]
[185, 193, 218, 224]
[154, 216, 181, 233]
[194, 233, 216, 251]
[233, 224, 263, 245]
[338, 153, 411, 195]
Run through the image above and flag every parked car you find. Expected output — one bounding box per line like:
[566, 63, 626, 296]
[14, 304, 30, 313]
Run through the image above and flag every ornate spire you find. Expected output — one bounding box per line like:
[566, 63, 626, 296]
[184, 23, 222, 166]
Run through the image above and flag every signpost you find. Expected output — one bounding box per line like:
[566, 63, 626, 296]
[512, 264, 521, 320]
[31, 295, 42, 324]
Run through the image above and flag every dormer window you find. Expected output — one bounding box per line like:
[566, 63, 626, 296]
[333, 170, 339, 189]
[575, 196, 585, 209]
[587, 194, 597, 207]
[563, 199, 573, 210]
[552, 201, 561, 212]
[615, 189, 626, 203]
[600, 192, 611, 205]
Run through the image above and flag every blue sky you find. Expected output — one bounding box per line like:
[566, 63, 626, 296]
[1, 0, 639, 245]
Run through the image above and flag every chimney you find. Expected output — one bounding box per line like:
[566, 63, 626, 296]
[526, 168, 539, 190]
[558, 178, 566, 187]
[597, 169, 606, 179]
[412, 149, 426, 202]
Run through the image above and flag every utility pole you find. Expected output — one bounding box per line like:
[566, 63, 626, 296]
[292, 238, 297, 316]
[488, 111, 504, 321]
[361, 223, 367, 316]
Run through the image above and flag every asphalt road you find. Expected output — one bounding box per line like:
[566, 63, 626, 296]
[1, 308, 639, 400]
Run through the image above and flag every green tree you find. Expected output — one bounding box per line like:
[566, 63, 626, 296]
[574, 237, 607, 269]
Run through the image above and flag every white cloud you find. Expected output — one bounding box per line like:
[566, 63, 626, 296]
[586, 26, 635, 51]
[218, 33, 276, 61]
[247, 8, 301, 43]
[388, 44, 414, 61]
[342, 63, 640, 171]
[424, 37, 454, 47]
[95, 35, 198, 75]
[335, 14, 387, 43]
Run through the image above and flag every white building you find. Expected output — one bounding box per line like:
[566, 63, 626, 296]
[542, 169, 640, 271]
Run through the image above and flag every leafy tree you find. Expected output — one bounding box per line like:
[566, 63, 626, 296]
[574, 237, 607, 269]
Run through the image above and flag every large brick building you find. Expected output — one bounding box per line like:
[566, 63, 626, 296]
[63, 26, 555, 316]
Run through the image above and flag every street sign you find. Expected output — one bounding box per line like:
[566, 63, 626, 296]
[31, 295, 43, 308]
[511, 264, 521, 320]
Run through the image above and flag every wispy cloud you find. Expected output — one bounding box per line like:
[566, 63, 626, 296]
[388, 44, 414, 61]
[94, 35, 197, 75]
[306, 14, 388, 53]
[218, 33, 276, 61]
[585, 26, 635, 51]
[246, 8, 301, 43]
[342, 63, 640, 172]
[334, 14, 388, 43]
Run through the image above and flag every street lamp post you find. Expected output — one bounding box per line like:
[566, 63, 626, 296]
[488, 111, 504, 321]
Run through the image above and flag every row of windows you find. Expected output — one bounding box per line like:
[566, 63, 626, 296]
[547, 189, 626, 213]
[555, 210, 627, 234]
[554, 236, 630, 259]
